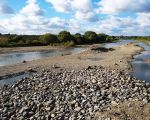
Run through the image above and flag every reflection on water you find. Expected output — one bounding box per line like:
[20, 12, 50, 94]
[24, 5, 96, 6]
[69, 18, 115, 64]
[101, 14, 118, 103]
[0, 47, 85, 67]
[131, 62, 150, 82]
[131, 42, 150, 82]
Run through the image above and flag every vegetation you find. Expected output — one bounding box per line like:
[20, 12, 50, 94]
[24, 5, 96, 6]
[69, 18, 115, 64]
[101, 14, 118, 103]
[134, 37, 150, 45]
[39, 33, 58, 45]
[49, 41, 75, 47]
[119, 36, 150, 45]
[0, 31, 118, 47]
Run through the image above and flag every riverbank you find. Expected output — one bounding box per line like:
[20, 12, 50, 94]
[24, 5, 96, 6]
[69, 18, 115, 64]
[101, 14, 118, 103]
[0, 43, 142, 78]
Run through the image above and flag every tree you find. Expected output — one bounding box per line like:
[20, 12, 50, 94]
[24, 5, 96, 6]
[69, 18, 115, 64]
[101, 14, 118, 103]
[84, 31, 98, 43]
[39, 33, 58, 45]
[106, 36, 113, 42]
[97, 33, 108, 43]
[74, 33, 83, 44]
[58, 31, 73, 42]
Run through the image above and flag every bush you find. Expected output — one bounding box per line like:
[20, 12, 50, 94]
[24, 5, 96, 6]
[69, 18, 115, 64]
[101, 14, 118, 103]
[84, 31, 98, 43]
[49, 41, 75, 47]
[39, 33, 58, 45]
[74, 33, 84, 44]
[97, 33, 108, 43]
[0, 36, 8, 47]
[58, 31, 74, 42]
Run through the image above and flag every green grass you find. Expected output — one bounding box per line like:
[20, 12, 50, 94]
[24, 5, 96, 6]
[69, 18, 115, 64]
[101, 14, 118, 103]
[135, 38, 150, 46]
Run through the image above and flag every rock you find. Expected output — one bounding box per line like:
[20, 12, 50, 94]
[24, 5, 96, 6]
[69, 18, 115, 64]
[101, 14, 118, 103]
[22, 111, 28, 117]
[0, 66, 150, 119]
[111, 101, 118, 106]
[22, 60, 26, 63]
[51, 114, 55, 118]
[19, 106, 30, 114]
[75, 107, 81, 112]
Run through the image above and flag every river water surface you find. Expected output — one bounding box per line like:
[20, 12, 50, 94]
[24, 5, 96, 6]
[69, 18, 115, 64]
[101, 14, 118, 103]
[0, 47, 85, 67]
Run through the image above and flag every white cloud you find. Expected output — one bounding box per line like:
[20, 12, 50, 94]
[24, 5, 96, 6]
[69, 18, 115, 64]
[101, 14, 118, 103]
[137, 13, 150, 27]
[97, 0, 150, 14]
[75, 11, 98, 22]
[0, 0, 150, 36]
[46, 0, 92, 13]
[46, 0, 98, 22]
[46, 0, 72, 13]
[20, 0, 44, 16]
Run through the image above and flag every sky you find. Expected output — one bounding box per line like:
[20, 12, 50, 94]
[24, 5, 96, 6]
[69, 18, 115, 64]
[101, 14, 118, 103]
[0, 0, 150, 36]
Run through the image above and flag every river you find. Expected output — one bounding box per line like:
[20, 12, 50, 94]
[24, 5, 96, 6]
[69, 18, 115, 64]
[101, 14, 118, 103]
[0, 40, 150, 86]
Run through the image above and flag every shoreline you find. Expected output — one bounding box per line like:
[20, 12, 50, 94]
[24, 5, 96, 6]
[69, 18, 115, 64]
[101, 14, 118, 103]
[0, 43, 143, 79]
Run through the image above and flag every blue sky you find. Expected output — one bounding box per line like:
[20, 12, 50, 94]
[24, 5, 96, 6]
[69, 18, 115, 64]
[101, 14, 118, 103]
[0, 0, 150, 36]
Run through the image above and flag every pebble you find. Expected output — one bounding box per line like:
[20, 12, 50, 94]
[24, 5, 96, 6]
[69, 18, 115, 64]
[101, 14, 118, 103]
[0, 66, 149, 119]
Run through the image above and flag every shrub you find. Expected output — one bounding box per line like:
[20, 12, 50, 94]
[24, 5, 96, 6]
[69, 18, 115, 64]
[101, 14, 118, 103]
[58, 31, 73, 42]
[74, 33, 84, 44]
[97, 33, 108, 43]
[84, 31, 98, 43]
[39, 33, 58, 45]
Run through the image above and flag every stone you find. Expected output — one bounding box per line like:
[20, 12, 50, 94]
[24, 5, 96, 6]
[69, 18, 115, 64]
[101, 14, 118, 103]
[51, 114, 55, 118]
[19, 106, 30, 114]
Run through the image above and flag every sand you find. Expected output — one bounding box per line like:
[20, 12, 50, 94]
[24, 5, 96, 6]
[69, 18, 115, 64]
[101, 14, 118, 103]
[145, 58, 150, 64]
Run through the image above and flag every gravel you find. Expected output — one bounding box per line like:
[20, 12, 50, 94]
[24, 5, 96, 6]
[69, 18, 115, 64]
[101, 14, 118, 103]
[0, 66, 150, 119]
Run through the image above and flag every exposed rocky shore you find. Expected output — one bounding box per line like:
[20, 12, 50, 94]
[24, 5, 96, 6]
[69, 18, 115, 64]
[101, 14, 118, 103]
[0, 66, 150, 120]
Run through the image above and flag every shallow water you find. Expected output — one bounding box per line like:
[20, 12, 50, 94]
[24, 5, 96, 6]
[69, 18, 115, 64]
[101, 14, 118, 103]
[103, 40, 136, 48]
[0, 73, 29, 86]
[0, 47, 85, 67]
[131, 42, 150, 82]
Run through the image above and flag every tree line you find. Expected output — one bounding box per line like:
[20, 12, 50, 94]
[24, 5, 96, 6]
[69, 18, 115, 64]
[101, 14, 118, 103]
[0, 31, 118, 47]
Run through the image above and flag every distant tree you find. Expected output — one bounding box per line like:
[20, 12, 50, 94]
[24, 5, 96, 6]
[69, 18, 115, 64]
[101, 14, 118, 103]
[58, 31, 73, 42]
[74, 33, 84, 44]
[106, 36, 113, 42]
[97, 33, 108, 43]
[40, 33, 58, 45]
[7, 35, 25, 45]
[84, 31, 98, 43]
